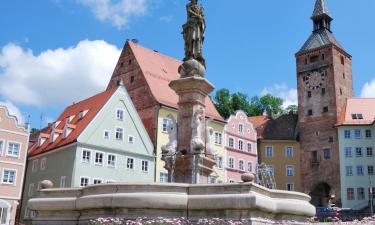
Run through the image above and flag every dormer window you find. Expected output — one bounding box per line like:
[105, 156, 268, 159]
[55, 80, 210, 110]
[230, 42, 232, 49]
[352, 114, 364, 120]
[67, 115, 75, 123]
[38, 137, 46, 146]
[79, 110, 89, 119]
[64, 128, 72, 138]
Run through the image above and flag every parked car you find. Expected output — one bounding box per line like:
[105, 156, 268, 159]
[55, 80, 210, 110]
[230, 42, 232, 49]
[316, 207, 340, 221]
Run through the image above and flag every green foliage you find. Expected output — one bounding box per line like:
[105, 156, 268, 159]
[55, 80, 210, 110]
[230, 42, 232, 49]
[30, 128, 40, 135]
[212, 89, 284, 119]
[284, 105, 298, 115]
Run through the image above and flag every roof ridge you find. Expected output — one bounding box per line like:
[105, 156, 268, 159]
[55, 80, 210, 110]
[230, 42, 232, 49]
[128, 41, 182, 64]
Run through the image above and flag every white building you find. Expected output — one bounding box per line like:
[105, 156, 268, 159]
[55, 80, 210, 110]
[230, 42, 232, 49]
[337, 98, 375, 209]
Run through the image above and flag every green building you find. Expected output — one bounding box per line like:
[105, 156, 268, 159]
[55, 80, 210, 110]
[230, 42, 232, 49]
[21, 85, 155, 222]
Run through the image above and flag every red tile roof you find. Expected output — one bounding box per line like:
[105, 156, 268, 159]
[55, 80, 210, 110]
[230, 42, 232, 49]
[128, 42, 224, 122]
[337, 98, 375, 126]
[28, 88, 117, 157]
[249, 116, 269, 139]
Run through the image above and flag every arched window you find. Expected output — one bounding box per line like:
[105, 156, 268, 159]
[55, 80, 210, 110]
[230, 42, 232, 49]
[0, 200, 10, 225]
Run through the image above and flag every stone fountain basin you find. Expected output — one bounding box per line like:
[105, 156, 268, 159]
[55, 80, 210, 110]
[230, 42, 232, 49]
[28, 182, 315, 225]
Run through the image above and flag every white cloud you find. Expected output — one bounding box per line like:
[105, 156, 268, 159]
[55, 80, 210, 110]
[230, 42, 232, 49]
[0, 40, 121, 107]
[78, 0, 147, 29]
[261, 83, 298, 108]
[0, 100, 25, 124]
[160, 15, 173, 23]
[361, 78, 375, 98]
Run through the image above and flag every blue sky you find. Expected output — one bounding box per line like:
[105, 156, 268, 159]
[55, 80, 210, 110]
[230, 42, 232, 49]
[0, 0, 375, 129]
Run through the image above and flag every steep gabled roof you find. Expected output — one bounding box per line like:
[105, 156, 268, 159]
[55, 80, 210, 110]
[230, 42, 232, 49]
[300, 29, 343, 52]
[262, 114, 298, 141]
[128, 42, 224, 122]
[312, 0, 331, 19]
[28, 88, 116, 157]
[337, 98, 375, 126]
[249, 115, 269, 139]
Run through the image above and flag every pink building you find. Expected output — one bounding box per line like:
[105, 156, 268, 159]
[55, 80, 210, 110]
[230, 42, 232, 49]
[225, 111, 257, 182]
[0, 106, 29, 225]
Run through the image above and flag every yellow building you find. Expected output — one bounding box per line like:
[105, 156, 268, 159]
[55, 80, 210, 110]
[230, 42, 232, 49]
[251, 114, 301, 192]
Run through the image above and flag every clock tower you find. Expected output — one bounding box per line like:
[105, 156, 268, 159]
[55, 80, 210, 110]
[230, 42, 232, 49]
[296, 0, 354, 207]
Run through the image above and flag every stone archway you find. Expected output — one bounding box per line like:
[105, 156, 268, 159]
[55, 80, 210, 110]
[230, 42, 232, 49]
[309, 182, 332, 207]
[0, 200, 10, 225]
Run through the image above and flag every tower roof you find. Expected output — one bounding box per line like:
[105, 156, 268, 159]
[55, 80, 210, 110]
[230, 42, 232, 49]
[311, 0, 331, 19]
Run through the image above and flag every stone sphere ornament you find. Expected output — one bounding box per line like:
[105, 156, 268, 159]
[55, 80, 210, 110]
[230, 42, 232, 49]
[241, 173, 255, 183]
[40, 180, 54, 189]
[179, 59, 206, 78]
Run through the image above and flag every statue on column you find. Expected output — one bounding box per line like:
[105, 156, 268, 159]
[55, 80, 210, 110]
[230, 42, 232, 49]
[179, 0, 206, 78]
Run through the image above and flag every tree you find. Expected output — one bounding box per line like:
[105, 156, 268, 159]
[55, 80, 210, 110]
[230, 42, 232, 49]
[247, 96, 263, 116]
[231, 92, 250, 113]
[284, 105, 298, 115]
[213, 88, 233, 119]
[259, 94, 283, 116]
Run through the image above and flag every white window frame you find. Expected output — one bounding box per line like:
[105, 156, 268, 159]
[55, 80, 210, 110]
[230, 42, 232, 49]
[103, 130, 110, 140]
[107, 154, 116, 168]
[267, 165, 274, 177]
[215, 156, 223, 169]
[238, 140, 244, 151]
[60, 176, 66, 188]
[141, 160, 149, 173]
[116, 109, 124, 121]
[1, 168, 17, 185]
[128, 135, 134, 144]
[238, 159, 245, 171]
[285, 147, 293, 157]
[28, 183, 35, 197]
[346, 166, 353, 176]
[356, 165, 364, 176]
[344, 130, 351, 139]
[93, 178, 103, 185]
[247, 162, 252, 173]
[345, 147, 352, 158]
[94, 151, 104, 166]
[228, 157, 235, 169]
[40, 158, 47, 171]
[115, 127, 124, 141]
[162, 118, 170, 133]
[6, 141, 21, 158]
[228, 137, 234, 148]
[214, 132, 222, 145]
[286, 183, 295, 191]
[354, 129, 362, 139]
[160, 172, 168, 183]
[32, 159, 39, 172]
[286, 165, 294, 177]
[247, 142, 252, 153]
[266, 146, 273, 157]
[81, 149, 91, 164]
[127, 157, 135, 170]
[0, 139, 4, 156]
[238, 124, 244, 133]
[79, 177, 90, 187]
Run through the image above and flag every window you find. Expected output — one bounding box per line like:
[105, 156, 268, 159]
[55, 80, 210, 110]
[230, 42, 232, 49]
[228, 157, 235, 169]
[354, 129, 362, 139]
[266, 147, 273, 157]
[285, 147, 293, 157]
[287, 183, 294, 191]
[357, 165, 364, 176]
[2, 169, 16, 184]
[28, 183, 35, 197]
[107, 154, 116, 167]
[95, 152, 104, 166]
[358, 188, 365, 200]
[103, 130, 110, 140]
[82, 150, 91, 163]
[160, 172, 168, 183]
[142, 160, 149, 172]
[323, 106, 329, 113]
[356, 147, 363, 157]
[267, 166, 274, 176]
[80, 177, 89, 187]
[130, 76, 135, 83]
[367, 148, 373, 157]
[228, 138, 234, 148]
[93, 179, 103, 185]
[247, 143, 252, 152]
[286, 166, 294, 177]
[215, 156, 223, 169]
[307, 91, 312, 98]
[347, 188, 354, 200]
[128, 135, 134, 144]
[32, 160, 39, 172]
[7, 142, 20, 157]
[323, 149, 331, 159]
[345, 147, 352, 157]
[343, 73, 346, 79]
[238, 140, 244, 151]
[321, 54, 325, 60]
[208, 176, 217, 184]
[229, 180, 235, 183]
[247, 162, 252, 173]
[238, 124, 244, 133]
[115, 128, 124, 140]
[162, 118, 169, 133]
[40, 158, 47, 170]
[0, 206, 9, 224]
[369, 188, 375, 199]
[214, 132, 222, 145]
[321, 88, 326, 95]
[116, 109, 124, 121]
[310, 55, 319, 63]
[346, 166, 353, 176]
[0, 140, 3, 156]
[344, 130, 351, 139]
[366, 130, 372, 138]
[352, 114, 364, 120]
[329, 136, 334, 143]
[341, 56, 345, 65]
[127, 158, 134, 170]
[368, 166, 374, 175]
[60, 176, 66, 188]
[308, 109, 313, 116]
[239, 160, 244, 171]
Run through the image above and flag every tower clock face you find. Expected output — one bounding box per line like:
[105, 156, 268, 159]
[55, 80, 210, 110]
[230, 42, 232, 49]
[305, 71, 325, 90]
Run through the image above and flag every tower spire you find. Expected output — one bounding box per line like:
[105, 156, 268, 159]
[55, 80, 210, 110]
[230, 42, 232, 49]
[311, 0, 332, 32]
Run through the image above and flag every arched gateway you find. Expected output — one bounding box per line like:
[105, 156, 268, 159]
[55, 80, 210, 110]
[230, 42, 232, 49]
[310, 182, 333, 207]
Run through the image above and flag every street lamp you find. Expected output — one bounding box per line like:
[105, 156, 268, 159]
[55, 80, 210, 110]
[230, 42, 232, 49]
[369, 175, 374, 215]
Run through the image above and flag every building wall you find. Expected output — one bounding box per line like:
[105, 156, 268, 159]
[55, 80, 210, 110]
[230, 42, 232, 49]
[0, 106, 29, 225]
[156, 107, 226, 183]
[297, 45, 353, 205]
[258, 140, 301, 192]
[338, 125, 375, 209]
[225, 111, 257, 183]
